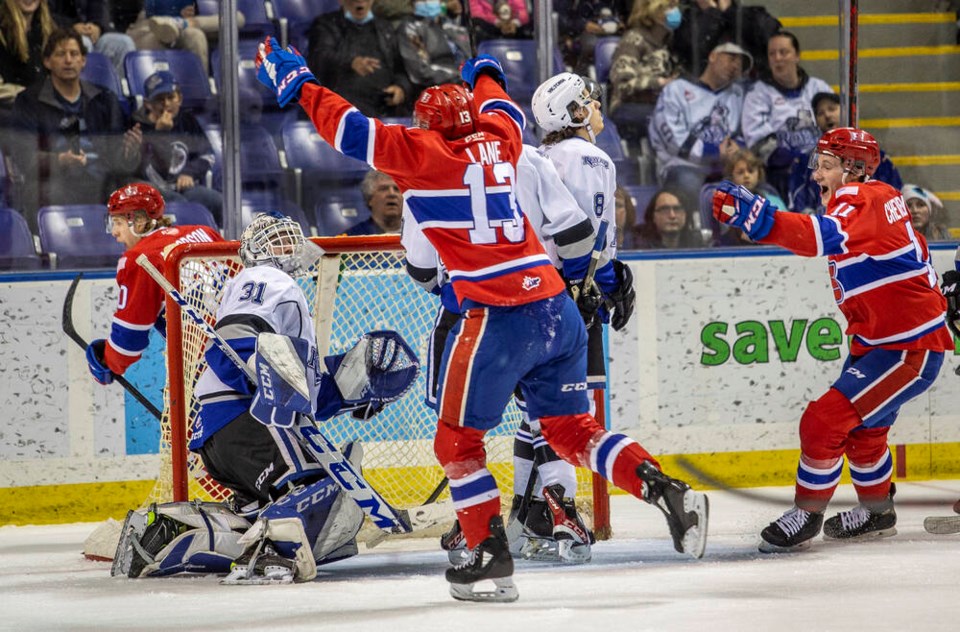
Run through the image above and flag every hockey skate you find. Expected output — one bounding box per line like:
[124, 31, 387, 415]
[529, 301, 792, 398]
[440, 519, 469, 564]
[446, 515, 518, 603]
[759, 506, 824, 553]
[823, 484, 897, 541]
[637, 462, 709, 558]
[520, 485, 593, 563]
[112, 505, 187, 578]
[222, 537, 297, 585]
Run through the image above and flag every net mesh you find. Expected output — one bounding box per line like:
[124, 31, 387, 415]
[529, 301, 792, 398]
[147, 237, 603, 536]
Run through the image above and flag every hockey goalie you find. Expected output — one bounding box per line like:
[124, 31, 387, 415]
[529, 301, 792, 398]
[112, 212, 418, 584]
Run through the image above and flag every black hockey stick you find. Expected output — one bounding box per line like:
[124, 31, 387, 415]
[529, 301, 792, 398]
[459, 0, 477, 56]
[62, 273, 164, 420]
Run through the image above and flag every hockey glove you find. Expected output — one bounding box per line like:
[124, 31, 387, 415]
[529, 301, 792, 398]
[85, 339, 115, 385]
[250, 334, 319, 428]
[712, 180, 777, 241]
[326, 330, 420, 420]
[942, 269, 960, 339]
[460, 54, 507, 91]
[566, 277, 604, 329]
[607, 259, 636, 332]
[255, 36, 317, 108]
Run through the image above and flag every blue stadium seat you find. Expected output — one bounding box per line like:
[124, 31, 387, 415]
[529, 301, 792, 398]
[81, 52, 129, 114]
[313, 189, 369, 236]
[241, 191, 313, 235]
[476, 39, 564, 103]
[204, 123, 286, 193]
[0, 207, 41, 270]
[164, 202, 218, 230]
[593, 36, 620, 85]
[211, 39, 276, 122]
[123, 50, 215, 114]
[622, 185, 659, 224]
[272, 0, 338, 48]
[37, 205, 123, 269]
[198, 0, 279, 40]
[281, 119, 369, 211]
[597, 119, 626, 161]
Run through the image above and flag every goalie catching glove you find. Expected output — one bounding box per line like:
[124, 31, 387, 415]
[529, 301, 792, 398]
[712, 180, 777, 241]
[250, 330, 419, 427]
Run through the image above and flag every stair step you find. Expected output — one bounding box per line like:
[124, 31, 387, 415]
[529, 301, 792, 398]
[763, 0, 947, 17]
[784, 20, 956, 51]
[803, 47, 960, 85]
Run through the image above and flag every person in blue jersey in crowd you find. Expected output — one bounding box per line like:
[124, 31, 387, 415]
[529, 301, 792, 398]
[343, 169, 402, 235]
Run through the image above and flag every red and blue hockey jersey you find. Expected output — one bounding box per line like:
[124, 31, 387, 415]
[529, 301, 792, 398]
[298, 77, 565, 307]
[761, 180, 953, 354]
[105, 224, 222, 374]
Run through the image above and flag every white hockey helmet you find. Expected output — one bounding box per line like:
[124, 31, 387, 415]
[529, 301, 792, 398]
[531, 72, 596, 133]
[239, 212, 321, 276]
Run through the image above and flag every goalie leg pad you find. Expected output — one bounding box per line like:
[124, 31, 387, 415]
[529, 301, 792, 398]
[112, 501, 251, 578]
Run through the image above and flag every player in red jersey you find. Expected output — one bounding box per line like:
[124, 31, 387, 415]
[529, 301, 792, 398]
[255, 37, 708, 602]
[712, 127, 954, 552]
[85, 182, 223, 385]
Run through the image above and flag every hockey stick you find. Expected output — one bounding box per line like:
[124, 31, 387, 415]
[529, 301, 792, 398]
[459, 0, 477, 56]
[134, 254, 417, 534]
[569, 219, 609, 304]
[62, 273, 164, 420]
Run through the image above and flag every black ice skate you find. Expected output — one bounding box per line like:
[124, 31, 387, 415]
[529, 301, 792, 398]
[823, 484, 897, 540]
[440, 518, 469, 564]
[759, 506, 824, 553]
[637, 461, 709, 558]
[113, 505, 187, 578]
[519, 484, 592, 564]
[446, 515, 518, 603]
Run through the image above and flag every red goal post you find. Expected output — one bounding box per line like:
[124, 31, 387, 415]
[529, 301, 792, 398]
[152, 235, 611, 538]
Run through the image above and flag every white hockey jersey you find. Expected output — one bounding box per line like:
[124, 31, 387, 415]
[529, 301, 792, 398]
[190, 265, 317, 450]
[741, 75, 832, 158]
[648, 77, 746, 178]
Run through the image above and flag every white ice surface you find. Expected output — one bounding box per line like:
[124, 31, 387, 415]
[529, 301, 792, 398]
[2, 482, 959, 632]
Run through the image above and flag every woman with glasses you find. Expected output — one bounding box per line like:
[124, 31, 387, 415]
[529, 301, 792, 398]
[635, 188, 704, 249]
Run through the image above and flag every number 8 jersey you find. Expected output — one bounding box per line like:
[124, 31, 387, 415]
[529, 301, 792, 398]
[760, 180, 954, 354]
[299, 77, 566, 308]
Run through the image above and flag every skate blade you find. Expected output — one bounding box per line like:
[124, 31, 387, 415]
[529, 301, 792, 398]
[681, 490, 709, 559]
[111, 510, 149, 577]
[556, 539, 592, 564]
[221, 567, 294, 585]
[758, 537, 814, 554]
[822, 526, 897, 541]
[924, 516, 960, 535]
[449, 577, 519, 603]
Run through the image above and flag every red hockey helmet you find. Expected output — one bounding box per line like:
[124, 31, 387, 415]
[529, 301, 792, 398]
[815, 127, 881, 177]
[107, 183, 166, 221]
[413, 84, 478, 140]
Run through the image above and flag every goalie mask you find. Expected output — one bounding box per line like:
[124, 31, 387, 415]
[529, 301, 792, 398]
[531, 72, 597, 134]
[240, 212, 322, 276]
[809, 127, 880, 179]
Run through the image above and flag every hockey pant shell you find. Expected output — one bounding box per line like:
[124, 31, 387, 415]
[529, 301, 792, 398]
[794, 349, 943, 511]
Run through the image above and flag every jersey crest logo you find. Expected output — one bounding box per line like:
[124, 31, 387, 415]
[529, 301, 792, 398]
[521, 275, 542, 291]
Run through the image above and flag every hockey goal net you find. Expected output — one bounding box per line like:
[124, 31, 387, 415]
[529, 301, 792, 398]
[149, 235, 610, 538]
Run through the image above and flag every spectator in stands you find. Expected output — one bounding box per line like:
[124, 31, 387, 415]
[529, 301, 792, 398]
[711, 147, 785, 246]
[670, 0, 780, 77]
[307, 0, 412, 118]
[741, 31, 830, 200]
[127, 70, 221, 225]
[344, 169, 402, 235]
[902, 183, 951, 242]
[126, 1, 245, 74]
[787, 92, 903, 214]
[0, 0, 57, 123]
[555, 0, 629, 74]
[11, 27, 138, 230]
[648, 40, 750, 214]
[634, 188, 703, 249]
[468, 0, 531, 43]
[615, 184, 637, 249]
[49, 1, 136, 76]
[397, 0, 470, 96]
[608, 0, 680, 153]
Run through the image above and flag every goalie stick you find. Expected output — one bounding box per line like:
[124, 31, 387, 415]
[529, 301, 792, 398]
[134, 253, 422, 535]
[62, 273, 163, 420]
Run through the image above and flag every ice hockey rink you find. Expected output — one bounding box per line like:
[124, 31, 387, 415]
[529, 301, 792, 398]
[1, 481, 958, 632]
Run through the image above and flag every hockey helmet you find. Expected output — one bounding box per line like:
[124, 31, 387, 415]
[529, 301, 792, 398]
[107, 183, 165, 221]
[240, 212, 321, 276]
[813, 127, 881, 177]
[413, 84, 478, 140]
[531, 72, 595, 134]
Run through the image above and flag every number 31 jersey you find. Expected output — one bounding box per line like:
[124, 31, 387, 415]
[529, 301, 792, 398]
[190, 265, 316, 449]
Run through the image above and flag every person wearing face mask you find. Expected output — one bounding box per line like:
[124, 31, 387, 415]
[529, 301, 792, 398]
[307, 0, 412, 118]
[555, 0, 629, 74]
[608, 0, 681, 153]
[396, 0, 470, 96]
